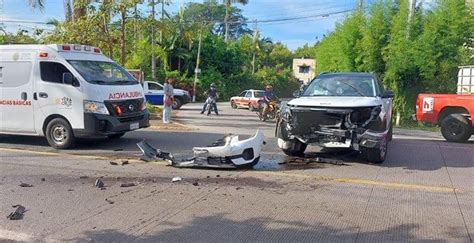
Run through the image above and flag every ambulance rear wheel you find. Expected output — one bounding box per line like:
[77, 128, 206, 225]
[46, 118, 76, 149]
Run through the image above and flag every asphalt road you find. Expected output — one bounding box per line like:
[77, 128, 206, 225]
[0, 102, 473, 242]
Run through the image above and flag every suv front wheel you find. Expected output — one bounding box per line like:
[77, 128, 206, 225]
[278, 138, 307, 156]
[365, 136, 387, 163]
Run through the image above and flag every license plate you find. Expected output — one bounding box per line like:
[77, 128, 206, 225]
[130, 123, 139, 130]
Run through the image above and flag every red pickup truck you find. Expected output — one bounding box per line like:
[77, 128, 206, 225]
[415, 94, 474, 142]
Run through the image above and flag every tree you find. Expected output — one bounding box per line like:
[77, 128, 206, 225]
[26, 0, 45, 10]
[183, 1, 251, 39]
[221, 0, 248, 42]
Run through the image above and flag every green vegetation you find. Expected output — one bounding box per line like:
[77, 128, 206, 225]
[4, 0, 473, 125]
[297, 0, 473, 125]
[4, 0, 299, 101]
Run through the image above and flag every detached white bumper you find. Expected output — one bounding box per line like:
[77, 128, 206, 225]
[193, 130, 265, 166]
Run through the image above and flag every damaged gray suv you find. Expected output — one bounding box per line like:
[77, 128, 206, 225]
[276, 72, 394, 163]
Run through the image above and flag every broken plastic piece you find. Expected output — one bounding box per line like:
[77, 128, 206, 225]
[19, 183, 33, 187]
[7, 205, 26, 220]
[120, 183, 136, 187]
[137, 140, 174, 163]
[172, 177, 182, 182]
[95, 179, 104, 188]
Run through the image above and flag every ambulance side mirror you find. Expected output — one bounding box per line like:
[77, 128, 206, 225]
[63, 73, 79, 87]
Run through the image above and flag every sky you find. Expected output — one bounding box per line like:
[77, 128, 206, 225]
[0, 0, 367, 50]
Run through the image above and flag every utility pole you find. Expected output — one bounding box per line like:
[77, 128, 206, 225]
[224, 0, 229, 42]
[252, 19, 258, 74]
[192, 32, 202, 102]
[150, 0, 156, 81]
[408, 0, 416, 24]
[160, 0, 164, 45]
[358, 0, 363, 10]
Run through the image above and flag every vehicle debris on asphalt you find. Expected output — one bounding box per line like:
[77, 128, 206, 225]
[137, 130, 265, 169]
[172, 177, 182, 182]
[95, 179, 105, 188]
[80, 176, 89, 179]
[109, 161, 118, 166]
[121, 160, 129, 166]
[7, 205, 26, 220]
[137, 140, 174, 163]
[120, 183, 136, 187]
[105, 199, 115, 204]
[19, 183, 33, 187]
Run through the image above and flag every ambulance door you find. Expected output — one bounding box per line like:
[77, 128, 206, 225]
[0, 60, 36, 133]
[34, 61, 83, 131]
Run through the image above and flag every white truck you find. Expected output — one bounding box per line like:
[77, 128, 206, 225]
[0, 44, 150, 149]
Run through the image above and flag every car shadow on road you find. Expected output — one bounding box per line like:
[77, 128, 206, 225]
[382, 137, 474, 170]
[67, 214, 456, 242]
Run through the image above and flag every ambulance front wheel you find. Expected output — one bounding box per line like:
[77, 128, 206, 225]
[45, 118, 76, 149]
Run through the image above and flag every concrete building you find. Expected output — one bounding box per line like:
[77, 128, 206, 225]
[292, 58, 315, 84]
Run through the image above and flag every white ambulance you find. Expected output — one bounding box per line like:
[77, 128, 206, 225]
[0, 44, 150, 149]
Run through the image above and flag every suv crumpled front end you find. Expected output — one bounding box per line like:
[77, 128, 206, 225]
[276, 99, 391, 163]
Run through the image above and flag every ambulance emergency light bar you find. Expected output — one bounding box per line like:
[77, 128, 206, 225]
[50, 44, 101, 54]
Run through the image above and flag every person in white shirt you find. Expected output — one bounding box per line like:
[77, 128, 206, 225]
[163, 77, 175, 123]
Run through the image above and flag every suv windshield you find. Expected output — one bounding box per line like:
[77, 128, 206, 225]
[68, 60, 137, 85]
[302, 74, 376, 97]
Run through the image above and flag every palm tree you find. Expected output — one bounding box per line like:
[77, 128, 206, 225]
[26, 0, 45, 10]
[221, 0, 248, 42]
[26, 0, 89, 21]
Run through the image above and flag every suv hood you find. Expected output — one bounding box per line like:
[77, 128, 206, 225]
[288, 96, 381, 108]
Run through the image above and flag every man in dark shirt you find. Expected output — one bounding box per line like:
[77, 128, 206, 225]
[262, 85, 278, 119]
[200, 83, 219, 115]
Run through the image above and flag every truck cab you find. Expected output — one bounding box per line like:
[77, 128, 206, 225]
[0, 44, 150, 149]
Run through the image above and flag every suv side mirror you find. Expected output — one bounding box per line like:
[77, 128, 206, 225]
[293, 90, 302, 98]
[381, 90, 394, 99]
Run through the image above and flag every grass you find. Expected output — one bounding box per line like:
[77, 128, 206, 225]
[146, 103, 163, 119]
[396, 120, 440, 132]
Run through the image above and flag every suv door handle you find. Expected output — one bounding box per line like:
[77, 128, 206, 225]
[39, 92, 48, 98]
[21, 92, 27, 101]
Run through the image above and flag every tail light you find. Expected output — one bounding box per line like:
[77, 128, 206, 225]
[39, 52, 48, 57]
[139, 101, 145, 111]
[94, 48, 101, 53]
[62, 45, 71, 51]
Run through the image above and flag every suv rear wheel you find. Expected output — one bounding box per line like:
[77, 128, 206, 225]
[45, 118, 76, 149]
[440, 114, 472, 143]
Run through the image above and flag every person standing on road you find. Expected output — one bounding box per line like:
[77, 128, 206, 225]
[200, 83, 219, 115]
[163, 77, 175, 124]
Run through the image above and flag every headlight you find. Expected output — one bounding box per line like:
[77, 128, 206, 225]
[84, 100, 109, 115]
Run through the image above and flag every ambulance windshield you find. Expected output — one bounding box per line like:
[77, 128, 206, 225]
[68, 60, 137, 85]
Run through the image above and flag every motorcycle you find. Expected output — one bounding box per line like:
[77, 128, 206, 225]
[257, 100, 280, 121]
[205, 96, 217, 116]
